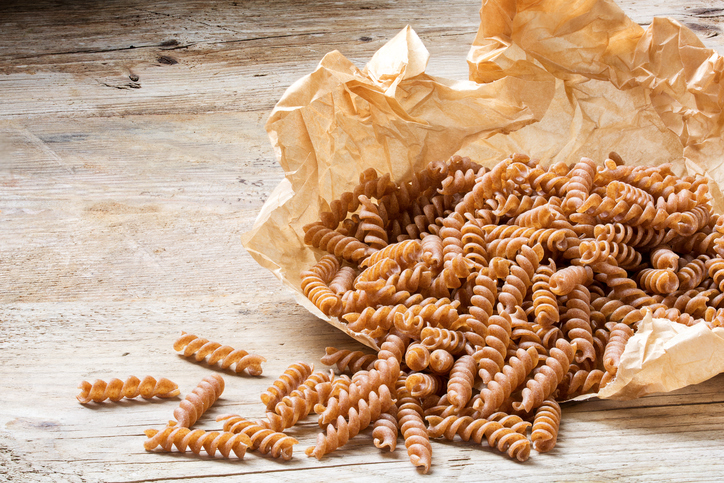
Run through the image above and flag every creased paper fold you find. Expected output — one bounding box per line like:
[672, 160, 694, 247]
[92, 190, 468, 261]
[242, 0, 724, 399]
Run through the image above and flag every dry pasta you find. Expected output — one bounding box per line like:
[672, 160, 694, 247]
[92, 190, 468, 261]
[291, 152, 724, 469]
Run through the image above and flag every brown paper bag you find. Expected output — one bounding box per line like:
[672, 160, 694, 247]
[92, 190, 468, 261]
[242, 0, 724, 399]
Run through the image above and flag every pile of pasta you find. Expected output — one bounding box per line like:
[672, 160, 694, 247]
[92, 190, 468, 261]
[299, 153, 724, 471]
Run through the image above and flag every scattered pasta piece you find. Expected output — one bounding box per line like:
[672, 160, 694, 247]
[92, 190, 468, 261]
[77, 376, 179, 404]
[174, 332, 265, 376]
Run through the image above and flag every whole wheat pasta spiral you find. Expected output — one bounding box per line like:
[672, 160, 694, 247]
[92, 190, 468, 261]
[144, 422, 251, 459]
[420, 327, 467, 355]
[474, 311, 512, 383]
[474, 347, 539, 418]
[531, 399, 562, 453]
[396, 374, 433, 473]
[217, 414, 299, 460]
[406, 372, 445, 398]
[405, 343, 431, 372]
[531, 260, 559, 327]
[514, 339, 575, 413]
[268, 372, 334, 431]
[297, 152, 724, 469]
[372, 403, 399, 451]
[321, 347, 376, 374]
[305, 384, 394, 460]
[174, 332, 265, 376]
[446, 355, 476, 408]
[77, 376, 179, 403]
[426, 415, 531, 462]
[603, 323, 635, 376]
[260, 362, 314, 411]
[173, 374, 225, 428]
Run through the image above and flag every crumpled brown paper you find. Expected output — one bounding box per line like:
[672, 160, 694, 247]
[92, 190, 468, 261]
[242, 0, 724, 400]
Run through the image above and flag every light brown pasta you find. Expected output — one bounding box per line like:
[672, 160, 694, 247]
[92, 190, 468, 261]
[404, 343, 431, 372]
[173, 374, 225, 428]
[144, 422, 251, 459]
[372, 403, 399, 452]
[260, 362, 314, 411]
[446, 355, 476, 408]
[531, 399, 562, 453]
[396, 374, 433, 473]
[174, 332, 265, 376]
[603, 323, 635, 376]
[217, 414, 299, 460]
[77, 376, 179, 403]
[296, 152, 724, 470]
[426, 415, 530, 462]
[320, 347, 376, 374]
[406, 372, 444, 398]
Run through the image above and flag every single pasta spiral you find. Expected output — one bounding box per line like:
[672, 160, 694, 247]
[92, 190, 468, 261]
[77, 376, 179, 403]
[321, 347, 376, 374]
[173, 374, 225, 428]
[426, 415, 531, 462]
[396, 374, 433, 473]
[144, 422, 251, 459]
[446, 355, 476, 408]
[531, 399, 562, 453]
[173, 332, 265, 376]
[217, 414, 299, 460]
[372, 403, 399, 451]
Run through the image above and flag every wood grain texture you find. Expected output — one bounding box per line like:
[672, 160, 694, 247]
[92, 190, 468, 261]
[2, 0, 724, 481]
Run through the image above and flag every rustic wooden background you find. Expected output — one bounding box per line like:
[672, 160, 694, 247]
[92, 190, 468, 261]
[2, 1, 724, 481]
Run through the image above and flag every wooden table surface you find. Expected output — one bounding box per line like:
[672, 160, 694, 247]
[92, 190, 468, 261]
[2, 1, 724, 481]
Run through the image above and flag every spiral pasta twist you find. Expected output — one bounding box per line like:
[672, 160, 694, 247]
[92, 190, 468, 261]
[144, 422, 251, 459]
[446, 355, 477, 408]
[531, 261, 559, 327]
[549, 266, 592, 296]
[373, 403, 399, 451]
[426, 415, 531, 462]
[406, 372, 444, 398]
[514, 339, 575, 413]
[498, 244, 544, 313]
[268, 372, 334, 432]
[329, 266, 357, 295]
[305, 384, 395, 460]
[260, 362, 314, 411]
[531, 399, 562, 453]
[603, 323, 635, 376]
[677, 255, 709, 290]
[475, 347, 539, 418]
[637, 268, 680, 294]
[396, 374, 433, 473]
[217, 414, 299, 460]
[357, 194, 389, 250]
[77, 376, 179, 403]
[473, 311, 512, 383]
[174, 332, 266, 376]
[420, 327, 467, 355]
[560, 284, 595, 363]
[321, 347, 376, 374]
[429, 349, 455, 375]
[562, 157, 596, 214]
[404, 343, 431, 372]
[173, 374, 225, 428]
